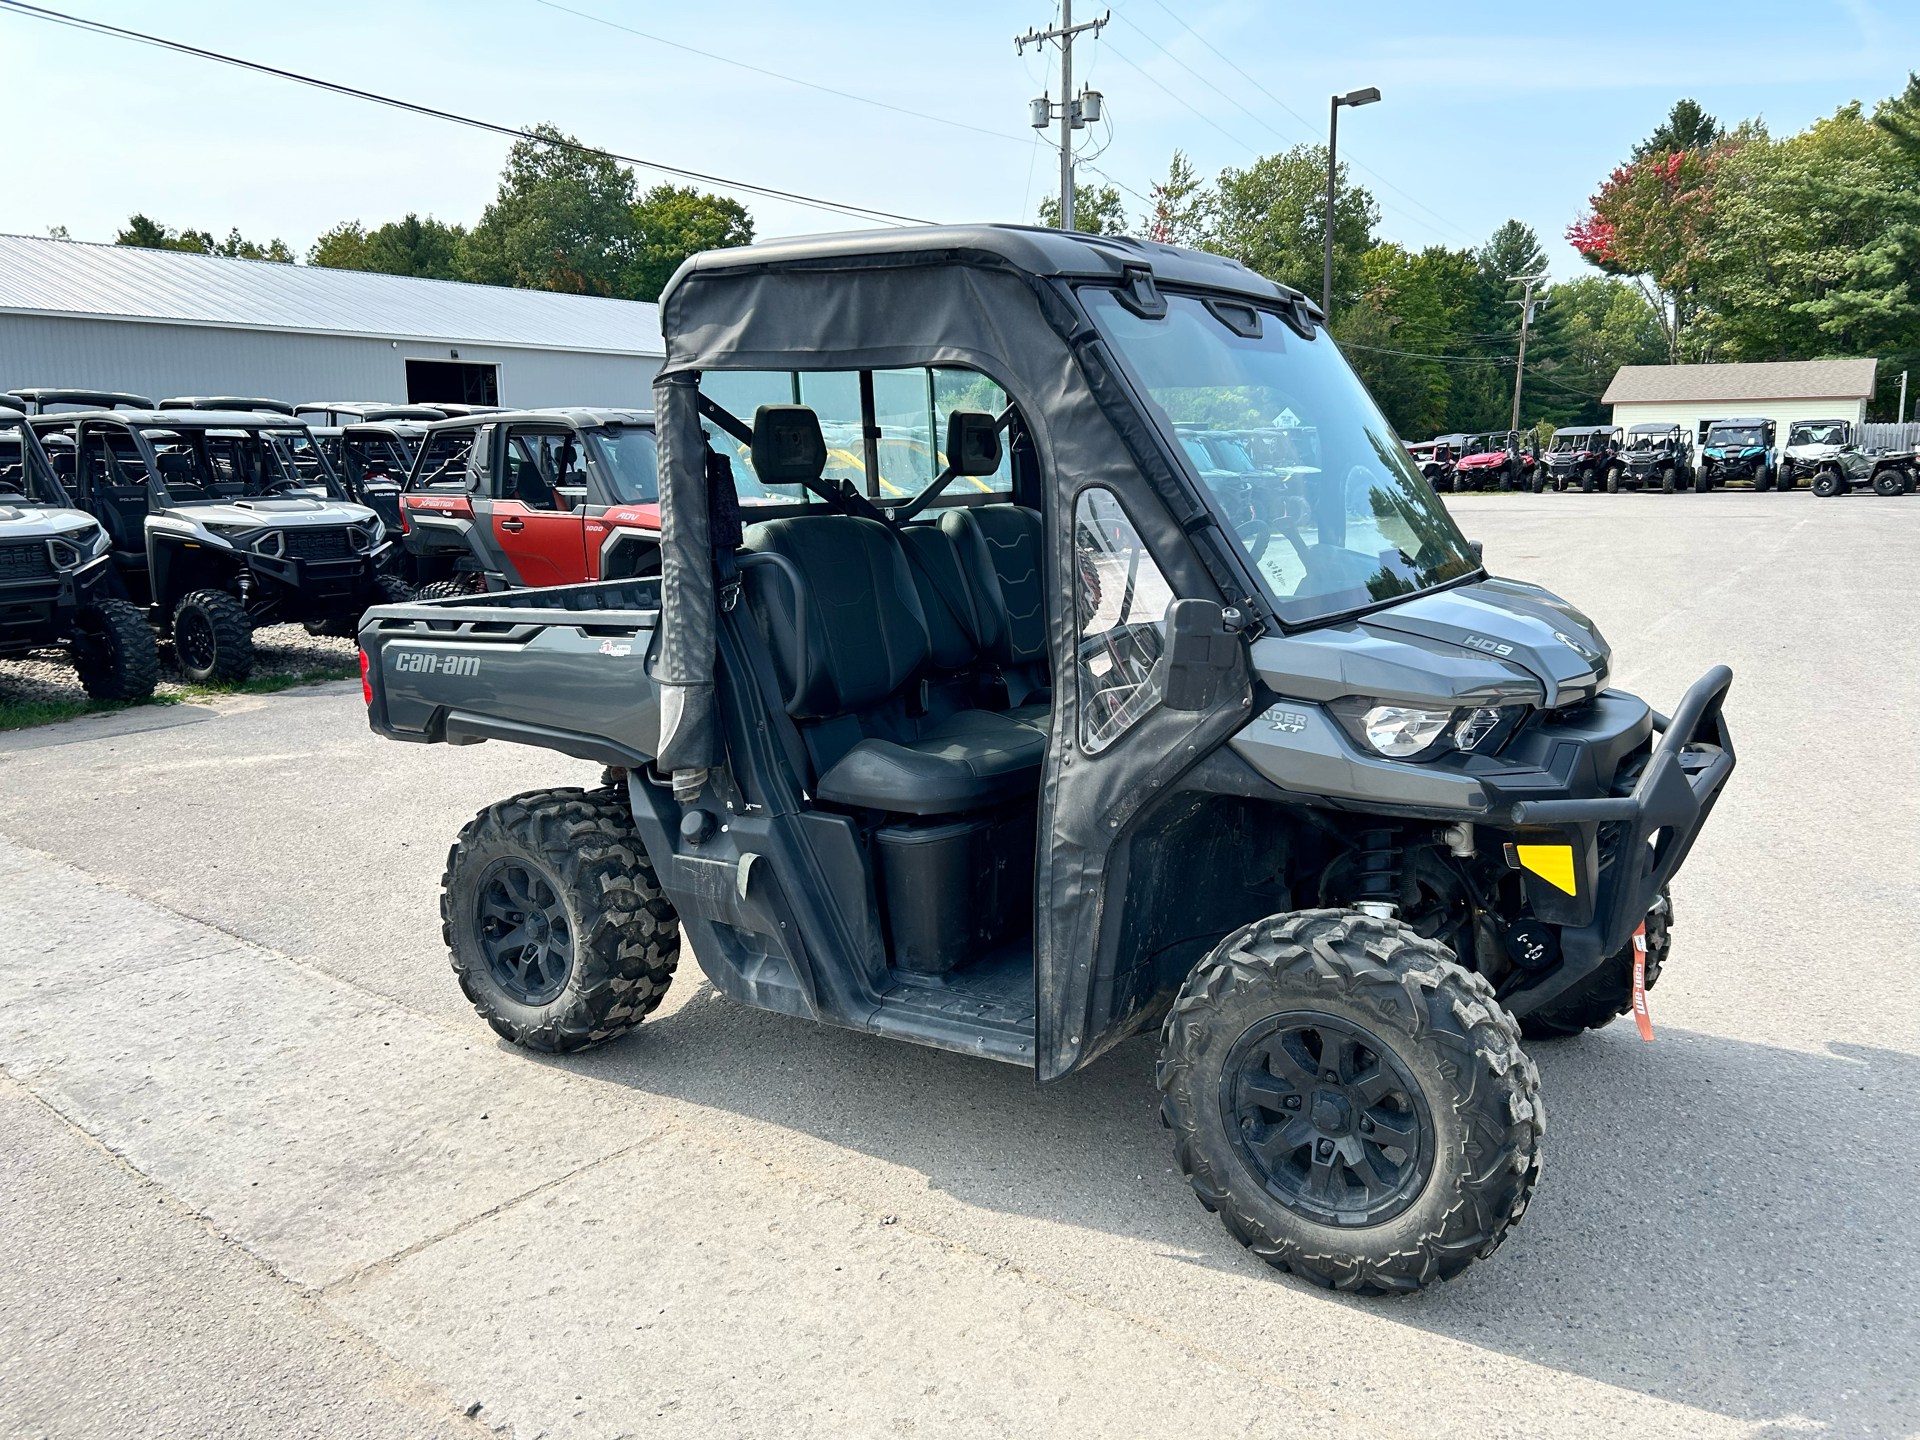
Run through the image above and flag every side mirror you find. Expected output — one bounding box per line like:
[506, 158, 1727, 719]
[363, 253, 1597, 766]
[1162, 598, 1239, 712]
[945, 409, 1002, 476]
[1468, 540, 1484, 567]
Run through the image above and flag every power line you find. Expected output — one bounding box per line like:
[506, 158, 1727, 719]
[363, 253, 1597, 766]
[535, 0, 1030, 151]
[0, 0, 934, 227]
[1138, 0, 1482, 247]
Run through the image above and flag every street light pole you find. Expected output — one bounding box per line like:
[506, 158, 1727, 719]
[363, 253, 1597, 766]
[1324, 87, 1380, 319]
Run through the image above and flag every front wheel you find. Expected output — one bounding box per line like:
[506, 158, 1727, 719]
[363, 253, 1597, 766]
[171, 589, 253, 683]
[1605, 468, 1621, 494]
[1158, 909, 1543, 1294]
[1811, 469, 1843, 498]
[70, 598, 160, 701]
[442, 786, 680, 1052]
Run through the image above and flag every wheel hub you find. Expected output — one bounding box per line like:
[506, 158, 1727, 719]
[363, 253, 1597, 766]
[1220, 1011, 1435, 1227]
[475, 859, 574, 1007]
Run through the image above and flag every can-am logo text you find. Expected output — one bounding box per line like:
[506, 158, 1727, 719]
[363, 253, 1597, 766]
[392, 651, 480, 677]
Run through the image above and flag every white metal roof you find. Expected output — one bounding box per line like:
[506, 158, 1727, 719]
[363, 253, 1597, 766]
[0, 233, 664, 357]
[1602, 358, 1877, 405]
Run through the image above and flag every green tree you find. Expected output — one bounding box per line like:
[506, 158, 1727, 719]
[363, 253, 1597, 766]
[1036, 182, 1128, 235]
[115, 213, 290, 262]
[310, 215, 466, 279]
[1337, 241, 1486, 438]
[1525, 276, 1666, 424]
[1211, 145, 1377, 311]
[1567, 143, 1721, 362]
[1139, 150, 1211, 247]
[460, 123, 641, 295]
[625, 185, 753, 301]
[1633, 98, 1722, 160]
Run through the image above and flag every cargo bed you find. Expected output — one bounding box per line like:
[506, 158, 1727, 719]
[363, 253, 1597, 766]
[358, 578, 662, 768]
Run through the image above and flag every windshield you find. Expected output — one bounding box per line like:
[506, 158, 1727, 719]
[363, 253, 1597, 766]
[1790, 423, 1847, 447]
[344, 435, 415, 483]
[585, 425, 658, 505]
[140, 426, 340, 503]
[0, 417, 68, 505]
[1709, 427, 1764, 449]
[1083, 289, 1477, 625]
[269, 430, 345, 494]
[1550, 432, 1599, 453]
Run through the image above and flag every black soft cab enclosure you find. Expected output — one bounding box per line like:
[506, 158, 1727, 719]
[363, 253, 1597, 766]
[360, 224, 1736, 1295]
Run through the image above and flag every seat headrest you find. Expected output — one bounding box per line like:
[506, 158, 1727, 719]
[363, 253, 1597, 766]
[750, 405, 826, 486]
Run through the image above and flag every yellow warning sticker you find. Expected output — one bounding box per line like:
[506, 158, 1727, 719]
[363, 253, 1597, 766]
[1515, 844, 1578, 896]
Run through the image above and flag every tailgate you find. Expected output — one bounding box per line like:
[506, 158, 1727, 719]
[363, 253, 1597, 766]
[359, 585, 661, 765]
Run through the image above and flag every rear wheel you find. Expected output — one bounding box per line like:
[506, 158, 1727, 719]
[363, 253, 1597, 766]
[1158, 909, 1542, 1294]
[1520, 890, 1671, 1039]
[442, 786, 679, 1052]
[70, 598, 159, 701]
[415, 577, 479, 601]
[1874, 469, 1904, 497]
[171, 589, 253, 683]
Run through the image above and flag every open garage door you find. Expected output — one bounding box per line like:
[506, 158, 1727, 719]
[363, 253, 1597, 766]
[406, 360, 499, 406]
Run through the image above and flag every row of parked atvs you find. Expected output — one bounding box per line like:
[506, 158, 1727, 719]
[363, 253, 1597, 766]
[1409, 418, 1918, 498]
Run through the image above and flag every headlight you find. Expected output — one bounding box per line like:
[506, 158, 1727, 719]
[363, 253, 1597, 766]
[1453, 707, 1508, 751]
[1362, 705, 1454, 757]
[201, 522, 250, 546]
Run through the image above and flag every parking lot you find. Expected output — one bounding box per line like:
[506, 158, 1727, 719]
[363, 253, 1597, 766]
[1, 491, 1914, 1439]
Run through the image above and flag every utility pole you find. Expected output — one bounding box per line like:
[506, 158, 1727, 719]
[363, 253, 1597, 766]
[1018, 3, 1108, 231]
[1506, 272, 1549, 434]
[1324, 88, 1381, 318]
[1900, 369, 1909, 430]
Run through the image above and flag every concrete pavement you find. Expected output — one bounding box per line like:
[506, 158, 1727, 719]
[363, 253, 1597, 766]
[1, 492, 1914, 1438]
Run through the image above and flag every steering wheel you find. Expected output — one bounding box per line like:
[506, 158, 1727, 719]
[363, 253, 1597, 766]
[1234, 519, 1272, 564]
[261, 478, 309, 495]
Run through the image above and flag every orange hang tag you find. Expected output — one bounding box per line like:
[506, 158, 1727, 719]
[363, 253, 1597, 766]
[1630, 923, 1654, 1042]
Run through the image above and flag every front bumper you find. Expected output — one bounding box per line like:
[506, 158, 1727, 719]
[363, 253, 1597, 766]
[1488, 665, 1735, 1014]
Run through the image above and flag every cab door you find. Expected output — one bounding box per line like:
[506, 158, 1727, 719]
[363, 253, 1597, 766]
[490, 427, 589, 587]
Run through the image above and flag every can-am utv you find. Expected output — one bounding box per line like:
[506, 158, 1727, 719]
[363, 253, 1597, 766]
[358, 226, 1735, 1294]
[0, 407, 158, 698]
[397, 408, 659, 598]
[1699, 417, 1778, 490]
[33, 408, 407, 681]
[1779, 419, 1852, 490]
[1540, 426, 1621, 493]
[1619, 423, 1698, 492]
[1451, 432, 1532, 492]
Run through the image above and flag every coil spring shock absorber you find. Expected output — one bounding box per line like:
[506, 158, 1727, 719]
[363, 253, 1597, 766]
[1353, 827, 1402, 919]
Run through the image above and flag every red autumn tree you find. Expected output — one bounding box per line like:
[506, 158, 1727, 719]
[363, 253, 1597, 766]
[1568, 146, 1721, 362]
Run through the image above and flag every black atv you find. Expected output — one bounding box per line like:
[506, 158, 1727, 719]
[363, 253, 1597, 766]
[359, 225, 1735, 1295]
[0, 406, 158, 699]
[1619, 423, 1699, 492]
[31, 407, 408, 681]
[1539, 426, 1622, 493]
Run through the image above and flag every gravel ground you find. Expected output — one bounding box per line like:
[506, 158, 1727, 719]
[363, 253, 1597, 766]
[0, 624, 357, 708]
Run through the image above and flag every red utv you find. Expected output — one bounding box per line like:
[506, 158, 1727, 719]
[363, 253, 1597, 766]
[398, 409, 661, 596]
[1451, 431, 1533, 492]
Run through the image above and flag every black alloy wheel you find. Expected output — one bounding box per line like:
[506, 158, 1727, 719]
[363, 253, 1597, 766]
[175, 607, 216, 673]
[1221, 1011, 1434, 1227]
[476, 858, 575, 1005]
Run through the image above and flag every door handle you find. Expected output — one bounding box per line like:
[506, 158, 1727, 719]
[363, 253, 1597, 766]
[500, 519, 524, 533]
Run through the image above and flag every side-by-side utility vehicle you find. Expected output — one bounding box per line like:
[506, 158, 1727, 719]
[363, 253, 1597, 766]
[1452, 432, 1534, 492]
[397, 408, 660, 597]
[358, 226, 1736, 1294]
[1780, 419, 1852, 489]
[1539, 426, 1621, 492]
[1699, 418, 1778, 490]
[33, 408, 407, 681]
[0, 407, 158, 697]
[1619, 423, 1699, 492]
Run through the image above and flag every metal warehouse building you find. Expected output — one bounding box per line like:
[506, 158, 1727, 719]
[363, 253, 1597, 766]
[1603, 358, 1878, 444]
[0, 233, 664, 410]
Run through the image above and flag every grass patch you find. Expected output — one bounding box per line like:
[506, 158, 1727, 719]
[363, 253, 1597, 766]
[0, 692, 181, 733]
[174, 665, 357, 701]
[0, 666, 354, 733]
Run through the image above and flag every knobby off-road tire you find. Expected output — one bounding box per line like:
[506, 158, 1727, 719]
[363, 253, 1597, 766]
[1811, 469, 1843, 498]
[70, 598, 159, 701]
[1605, 469, 1621, 494]
[1158, 909, 1544, 1295]
[1519, 888, 1672, 1040]
[171, 589, 253, 683]
[1873, 469, 1904, 497]
[442, 786, 679, 1053]
[304, 573, 414, 637]
[414, 578, 476, 602]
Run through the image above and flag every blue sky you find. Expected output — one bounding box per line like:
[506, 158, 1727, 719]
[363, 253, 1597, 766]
[3, 0, 1916, 279]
